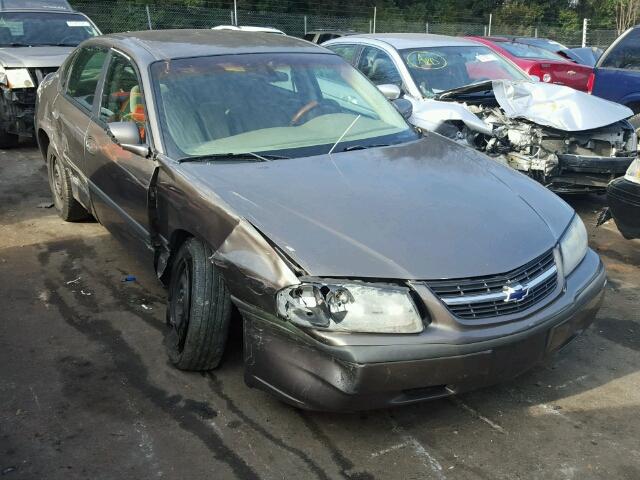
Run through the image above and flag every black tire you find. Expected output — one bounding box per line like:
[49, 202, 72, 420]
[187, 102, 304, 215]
[165, 237, 232, 371]
[0, 130, 19, 149]
[46, 145, 89, 221]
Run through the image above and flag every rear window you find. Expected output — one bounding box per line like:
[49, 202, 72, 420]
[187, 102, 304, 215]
[498, 42, 564, 60]
[0, 11, 98, 47]
[1, 0, 71, 10]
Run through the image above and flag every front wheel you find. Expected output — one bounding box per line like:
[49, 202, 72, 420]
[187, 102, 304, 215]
[165, 238, 232, 371]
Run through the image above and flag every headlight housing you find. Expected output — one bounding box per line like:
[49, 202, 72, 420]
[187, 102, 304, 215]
[0, 68, 34, 89]
[276, 281, 424, 333]
[625, 158, 640, 185]
[559, 215, 588, 277]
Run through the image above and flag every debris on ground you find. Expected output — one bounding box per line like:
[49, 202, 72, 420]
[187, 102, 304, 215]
[36, 202, 54, 209]
[122, 275, 137, 282]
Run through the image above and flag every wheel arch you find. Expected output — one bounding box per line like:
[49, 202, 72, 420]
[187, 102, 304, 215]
[37, 128, 50, 163]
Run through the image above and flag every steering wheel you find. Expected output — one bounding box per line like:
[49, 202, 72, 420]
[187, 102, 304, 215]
[290, 100, 320, 126]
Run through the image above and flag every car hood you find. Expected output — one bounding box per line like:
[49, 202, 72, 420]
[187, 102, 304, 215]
[180, 134, 574, 280]
[411, 80, 633, 134]
[0, 46, 73, 68]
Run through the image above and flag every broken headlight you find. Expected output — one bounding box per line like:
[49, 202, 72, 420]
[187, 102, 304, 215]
[276, 281, 424, 333]
[559, 215, 588, 277]
[1, 68, 34, 89]
[625, 158, 640, 185]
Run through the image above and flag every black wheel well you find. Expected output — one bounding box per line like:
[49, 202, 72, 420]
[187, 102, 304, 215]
[37, 129, 50, 163]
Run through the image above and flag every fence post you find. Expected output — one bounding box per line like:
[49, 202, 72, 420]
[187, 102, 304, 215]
[484, 25, 487, 36]
[534, 27, 538, 38]
[304, 16, 307, 35]
[426, 22, 429, 34]
[582, 18, 589, 47]
[369, 19, 372, 33]
[145, 5, 152, 30]
[488, 13, 492, 36]
[373, 6, 377, 34]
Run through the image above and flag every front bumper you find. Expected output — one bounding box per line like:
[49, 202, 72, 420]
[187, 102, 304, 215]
[0, 87, 36, 137]
[607, 177, 640, 239]
[238, 249, 606, 411]
[548, 154, 635, 193]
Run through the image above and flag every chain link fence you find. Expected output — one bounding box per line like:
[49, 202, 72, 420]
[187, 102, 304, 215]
[71, 1, 620, 48]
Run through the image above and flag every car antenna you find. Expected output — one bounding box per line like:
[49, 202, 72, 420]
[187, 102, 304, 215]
[328, 115, 361, 155]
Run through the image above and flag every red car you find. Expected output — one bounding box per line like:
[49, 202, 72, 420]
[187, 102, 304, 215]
[468, 36, 593, 92]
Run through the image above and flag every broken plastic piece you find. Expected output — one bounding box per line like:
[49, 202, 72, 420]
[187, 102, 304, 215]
[122, 275, 137, 282]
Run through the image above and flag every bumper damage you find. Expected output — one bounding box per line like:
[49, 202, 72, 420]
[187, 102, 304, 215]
[240, 250, 606, 411]
[0, 87, 36, 137]
[607, 177, 640, 239]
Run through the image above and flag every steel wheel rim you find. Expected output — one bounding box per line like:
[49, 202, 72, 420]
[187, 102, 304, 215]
[171, 257, 192, 353]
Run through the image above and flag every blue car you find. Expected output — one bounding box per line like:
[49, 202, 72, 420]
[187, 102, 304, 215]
[590, 26, 640, 115]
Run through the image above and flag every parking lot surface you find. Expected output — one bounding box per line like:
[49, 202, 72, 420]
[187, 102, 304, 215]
[1, 145, 639, 480]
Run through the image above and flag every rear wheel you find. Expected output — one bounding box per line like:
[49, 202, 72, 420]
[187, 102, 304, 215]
[47, 145, 88, 221]
[165, 238, 232, 371]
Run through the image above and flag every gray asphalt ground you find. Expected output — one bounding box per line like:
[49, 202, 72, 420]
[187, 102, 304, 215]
[1, 144, 639, 480]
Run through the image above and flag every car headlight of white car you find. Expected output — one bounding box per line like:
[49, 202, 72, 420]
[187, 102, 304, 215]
[0, 68, 35, 89]
[276, 281, 424, 333]
[625, 158, 640, 184]
[559, 214, 588, 277]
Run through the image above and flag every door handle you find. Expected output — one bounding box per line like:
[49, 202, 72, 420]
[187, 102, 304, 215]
[85, 136, 98, 155]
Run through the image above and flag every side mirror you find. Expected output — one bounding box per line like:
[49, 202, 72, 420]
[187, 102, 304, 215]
[529, 74, 541, 82]
[392, 98, 413, 120]
[108, 121, 149, 157]
[377, 83, 401, 100]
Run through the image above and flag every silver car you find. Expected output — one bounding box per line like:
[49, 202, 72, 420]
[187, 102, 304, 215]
[0, 0, 100, 147]
[36, 30, 605, 411]
[325, 34, 637, 193]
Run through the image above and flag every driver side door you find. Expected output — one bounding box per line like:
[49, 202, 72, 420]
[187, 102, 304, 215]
[84, 50, 156, 257]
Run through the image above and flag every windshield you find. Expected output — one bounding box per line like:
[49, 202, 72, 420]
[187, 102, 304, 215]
[151, 53, 416, 159]
[0, 12, 99, 47]
[398, 46, 528, 98]
[498, 42, 564, 60]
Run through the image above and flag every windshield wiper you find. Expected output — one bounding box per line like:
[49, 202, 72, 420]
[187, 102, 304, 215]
[342, 143, 389, 152]
[177, 152, 288, 163]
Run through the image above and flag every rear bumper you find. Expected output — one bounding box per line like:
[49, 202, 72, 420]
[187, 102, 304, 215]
[239, 250, 606, 411]
[0, 87, 36, 137]
[607, 177, 640, 239]
[549, 154, 635, 193]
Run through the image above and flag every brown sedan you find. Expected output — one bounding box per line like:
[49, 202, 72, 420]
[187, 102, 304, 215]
[35, 30, 605, 411]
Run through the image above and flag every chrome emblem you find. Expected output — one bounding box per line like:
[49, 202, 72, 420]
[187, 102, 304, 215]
[503, 284, 529, 303]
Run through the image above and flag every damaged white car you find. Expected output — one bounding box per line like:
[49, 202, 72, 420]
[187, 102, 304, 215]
[325, 34, 637, 193]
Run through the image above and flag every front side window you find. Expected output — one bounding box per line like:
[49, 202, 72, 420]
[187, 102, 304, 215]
[151, 53, 415, 159]
[399, 45, 529, 98]
[0, 12, 99, 47]
[600, 28, 640, 70]
[66, 47, 107, 110]
[100, 52, 146, 139]
[357, 46, 403, 86]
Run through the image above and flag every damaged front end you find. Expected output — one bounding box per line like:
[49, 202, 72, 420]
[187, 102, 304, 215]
[420, 80, 637, 193]
[0, 67, 54, 143]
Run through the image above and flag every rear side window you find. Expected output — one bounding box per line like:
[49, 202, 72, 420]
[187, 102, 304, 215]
[303, 33, 315, 42]
[327, 44, 358, 64]
[318, 34, 336, 44]
[601, 28, 640, 70]
[66, 47, 107, 111]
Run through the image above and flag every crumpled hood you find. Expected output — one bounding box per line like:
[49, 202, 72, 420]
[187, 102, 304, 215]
[181, 134, 574, 280]
[492, 80, 633, 131]
[410, 79, 633, 134]
[0, 46, 73, 68]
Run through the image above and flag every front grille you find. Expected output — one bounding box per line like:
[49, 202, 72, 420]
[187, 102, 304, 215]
[27, 67, 58, 87]
[425, 249, 558, 320]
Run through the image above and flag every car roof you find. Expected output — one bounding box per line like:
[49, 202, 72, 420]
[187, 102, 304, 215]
[329, 33, 482, 49]
[97, 29, 327, 61]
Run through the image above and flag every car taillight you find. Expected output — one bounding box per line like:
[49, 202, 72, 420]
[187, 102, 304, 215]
[586, 72, 595, 94]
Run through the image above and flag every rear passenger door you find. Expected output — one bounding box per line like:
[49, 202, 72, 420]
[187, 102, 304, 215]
[84, 50, 156, 253]
[52, 46, 108, 194]
[594, 28, 640, 109]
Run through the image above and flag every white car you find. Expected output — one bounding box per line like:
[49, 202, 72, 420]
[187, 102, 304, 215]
[324, 33, 637, 193]
[212, 25, 285, 35]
